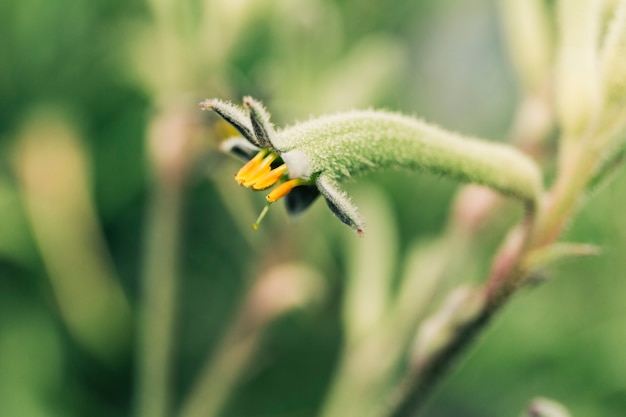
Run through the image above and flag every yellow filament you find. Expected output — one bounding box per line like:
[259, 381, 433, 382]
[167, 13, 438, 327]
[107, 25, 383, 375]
[241, 153, 277, 187]
[251, 164, 288, 190]
[235, 150, 266, 184]
[266, 179, 303, 203]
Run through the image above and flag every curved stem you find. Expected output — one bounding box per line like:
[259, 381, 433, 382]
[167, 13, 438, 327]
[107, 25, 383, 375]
[390, 308, 493, 417]
[278, 111, 543, 208]
[390, 208, 535, 417]
[390, 136, 600, 416]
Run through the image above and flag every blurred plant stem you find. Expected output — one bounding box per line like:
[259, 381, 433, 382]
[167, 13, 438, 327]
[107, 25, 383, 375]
[131, 0, 278, 414]
[320, 188, 474, 417]
[13, 112, 131, 363]
[135, 105, 195, 417]
[177, 298, 264, 417]
[178, 263, 323, 417]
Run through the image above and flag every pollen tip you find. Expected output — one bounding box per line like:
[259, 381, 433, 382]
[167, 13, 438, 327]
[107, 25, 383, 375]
[199, 100, 213, 110]
[266, 178, 302, 203]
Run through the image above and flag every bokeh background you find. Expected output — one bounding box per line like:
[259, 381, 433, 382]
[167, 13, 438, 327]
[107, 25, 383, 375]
[1, 0, 625, 416]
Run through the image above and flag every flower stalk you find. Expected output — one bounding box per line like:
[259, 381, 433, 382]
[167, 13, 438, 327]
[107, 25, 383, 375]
[203, 97, 543, 235]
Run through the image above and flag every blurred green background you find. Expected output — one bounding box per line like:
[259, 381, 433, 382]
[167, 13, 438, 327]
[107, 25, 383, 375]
[1, 0, 625, 416]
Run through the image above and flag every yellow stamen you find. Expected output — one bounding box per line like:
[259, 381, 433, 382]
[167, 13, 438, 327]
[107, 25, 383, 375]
[241, 153, 277, 187]
[251, 164, 288, 190]
[235, 150, 267, 184]
[266, 179, 303, 203]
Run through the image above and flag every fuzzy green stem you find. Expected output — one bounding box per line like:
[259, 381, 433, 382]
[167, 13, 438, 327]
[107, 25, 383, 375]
[278, 111, 543, 208]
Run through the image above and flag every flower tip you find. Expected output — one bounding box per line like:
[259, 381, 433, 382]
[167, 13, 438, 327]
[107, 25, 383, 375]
[234, 175, 245, 185]
[198, 100, 213, 110]
[357, 228, 365, 237]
